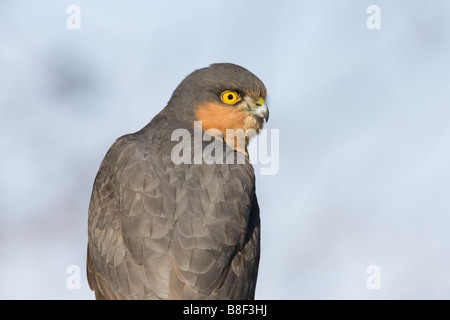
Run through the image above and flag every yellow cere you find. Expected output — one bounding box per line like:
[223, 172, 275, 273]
[256, 97, 265, 106]
[220, 90, 241, 105]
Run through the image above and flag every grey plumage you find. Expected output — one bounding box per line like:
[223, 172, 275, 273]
[87, 63, 265, 299]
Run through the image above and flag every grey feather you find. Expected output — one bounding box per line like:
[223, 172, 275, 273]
[87, 63, 264, 300]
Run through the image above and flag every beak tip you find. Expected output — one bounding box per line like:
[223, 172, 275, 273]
[253, 104, 269, 123]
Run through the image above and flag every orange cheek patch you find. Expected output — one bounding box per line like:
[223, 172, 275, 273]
[194, 102, 264, 156]
[194, 102, 263, 137]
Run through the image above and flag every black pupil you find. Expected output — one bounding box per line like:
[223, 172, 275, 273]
[227, 94, 234, 100]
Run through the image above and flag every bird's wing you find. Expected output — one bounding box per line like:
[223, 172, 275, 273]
[87, 134, 166, 299]
[87, 133, 260, 299]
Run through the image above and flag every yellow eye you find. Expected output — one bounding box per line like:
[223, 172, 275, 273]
[220, 90, 241, 105]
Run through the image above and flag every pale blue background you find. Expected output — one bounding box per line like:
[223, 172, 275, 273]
[1, 1, 449, 299]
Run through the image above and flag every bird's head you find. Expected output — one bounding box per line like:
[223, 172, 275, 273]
[167, 63, 268, 155]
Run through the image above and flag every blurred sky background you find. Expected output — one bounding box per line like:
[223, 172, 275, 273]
[1, 0, 450, 299]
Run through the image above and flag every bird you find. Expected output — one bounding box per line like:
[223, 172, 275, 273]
[86, 63, 269, 300]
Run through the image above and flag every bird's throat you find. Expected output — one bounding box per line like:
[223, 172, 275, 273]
[194, 102, 263, 156]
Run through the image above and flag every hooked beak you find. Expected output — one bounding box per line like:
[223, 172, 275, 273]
[252, 97, 269, 122]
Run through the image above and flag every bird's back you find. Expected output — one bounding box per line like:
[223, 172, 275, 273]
[87, 121, 260, 299]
